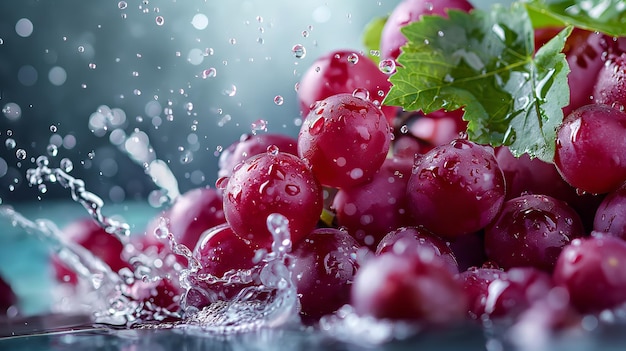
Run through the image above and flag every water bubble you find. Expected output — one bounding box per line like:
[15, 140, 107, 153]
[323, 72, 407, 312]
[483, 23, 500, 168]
[50, 125, 58, 133]
[229, 38, 237, 45]
[378, 59, 396, 74]
[369, 49, 380, 57]
[36, 156, 49, 167]
[292, 44, 306, 59]
[347, 53, 359, 64]
[302, 30, 309, 37]
[223, 85, 237, 97]
[251, 119, 268, 134]
[400, 125, 409, 134]
[273, 95, 284, 106]
[88, 63, 97, 70]
[2, 102, 22, 121]
[201, 67, 217, 79]
[155, 16, 164, 26]
[118, 1, 127, 9]
[180, 150, 193, 164]
[87, 151, 95, 159]
[352, 88, 370, 101]
[15, 18, 34, 38]
[78, 46, 85, 53]
[425, 2, 434, 11]
[185, 102, 194, 111]
[15, 149, 27, 160]
[5, 138, 16, 149]
[267, 144, 280, 155]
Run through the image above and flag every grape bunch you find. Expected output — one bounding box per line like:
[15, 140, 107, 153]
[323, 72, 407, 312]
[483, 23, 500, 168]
[34, 0, 626, 338]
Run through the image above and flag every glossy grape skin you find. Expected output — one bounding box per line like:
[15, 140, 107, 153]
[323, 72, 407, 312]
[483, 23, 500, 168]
[351, 252, 467, 324]
[222, 151, 323, 249]
[0, 275, 17, 314]
[166, 187, 226, 251]
[193, 223, 260, 279]
[593, 52, 626, 112]
[52, 218, 130, 285]
[298, 93, 392, 189]
[218, 133, 298, 178]
[554, 104, 626, 194]
[484, 194, 585, 273]
[375, 226, 458, 274]
[297, 50, 396, 123]
[458, 267, 503, 320]
[406, 139, 506, 239]
[594, 185, 626, 239]
[332, 157, 413, 249]
[380, 0, 473, 60]
[290, 228, 360, 323]
[553, 235, 626, 313]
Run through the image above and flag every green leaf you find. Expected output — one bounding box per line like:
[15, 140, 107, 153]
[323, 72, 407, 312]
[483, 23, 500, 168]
[362, 16, 388, 64]
[524, 0, 626, 36]
[384, 3, 571, 163]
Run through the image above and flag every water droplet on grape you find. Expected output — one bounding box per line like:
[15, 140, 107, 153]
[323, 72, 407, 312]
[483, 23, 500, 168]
[309, 116, 325, 135]
[266, 144, 280, 156]
[349, 168, 363, 180]
[352, 88, 370, 101]
[347, 53, 359, 65]
[215, 176, 229, 190]
[292, 44, 306, 59]
[378, 59, 396, 74]
[285, 184, 300, 196]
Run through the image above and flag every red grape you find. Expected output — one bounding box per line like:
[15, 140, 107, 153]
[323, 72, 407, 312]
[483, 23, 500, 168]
[218, 133, 298, 178]
[0, 275, 17, 314]
[593, 52, 626, 112]
[350, 252, 467, 325]
[594, 184, 626, 239]
[298, 93, 392, 189]
[484, 194, 585, 273]
[379, 0, 473, 60]
[375, 226, 458, 274]
[553, 235, 626, 313]
[332, 157, 413, 249]
[221, 150, 323, 248]
[297, 50, 396, 123]
[52, 218, 131, 285]
[406, 139, 505, 239]
[448, 231, 487, 272]
[128, 278, 182, 318]
[554, 103, 626, 194]
[290, 227, 360, 322]
[458, 267, 503, 320]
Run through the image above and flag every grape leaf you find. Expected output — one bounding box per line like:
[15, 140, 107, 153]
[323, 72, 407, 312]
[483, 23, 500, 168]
[524, 0, 626, 36]
[384, 3, 571, 163]
[362, 16, 388, 64]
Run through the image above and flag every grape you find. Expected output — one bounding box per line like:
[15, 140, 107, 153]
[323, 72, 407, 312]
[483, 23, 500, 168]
[375, 226, 458, 274]
[458, 267, 503, 320]
[554, 103, 626, 194]
[218, 133, 298, 178]
[193, 223, 260, 279]
[222, 151, 323, 248]
[290, 227, 360, 322]
[52, 218, 131, 285]
[166, 187, 226, 252]
[594, 184, 626, 239]
[379, 0, 473, 60]
[298, 93, 391, 189]
[0, 275, 17, 314]
[351, 252, 467, 324]
[483, 267, 554, 320]
[593, 52, 626, 112]
[484, 194, 585, 272]
[448, 231, 487, 272]
[406, 139, 505, 239]
[297, 50, 397, 123]
[553, 235, 626, 313]
[332, 157, 413, 249]
[128, 278, 181, 319]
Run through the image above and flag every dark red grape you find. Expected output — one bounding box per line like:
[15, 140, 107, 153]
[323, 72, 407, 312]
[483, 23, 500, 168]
[0, 275, 17, 314]
[593, 52, 626, 112]
[351, 252, 467, 325]
[594, 184, 626, 239]
[298, 93, 391, 189]
[375, 226, 458, 274]
[332, 157, 413, 249]
[458, 267, 503, 320]
[218, 133, 298, 178]
[52, 218, 131, 285]
[222, 150, 323, 248]
[484, 194, 585, 273]
[554, 104, 626, 194]
[406, 139, 505, 239]
[379, 0, 473, 61]
[290, 227, 360, 322]
[297, 50, 396, 123]
[553, 235, 626, 313]
[448, 231, 487, 272]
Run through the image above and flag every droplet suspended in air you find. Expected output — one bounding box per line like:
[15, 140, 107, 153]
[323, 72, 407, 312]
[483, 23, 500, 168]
[15, 149, 27, 160]
[155, 16, 164, 26]
[274, 95, 284, 106]
[118, 1, 128, 9]
[202, 67, 217, 79]
[378, 59, 396, 74]
[292, 44, 306, 59]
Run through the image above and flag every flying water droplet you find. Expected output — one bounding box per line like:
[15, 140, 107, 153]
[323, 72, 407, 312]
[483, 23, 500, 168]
[15, 148, 26, 160]
[5, 138, 16, 149]
[47, 144, 58, 156]
[292, 44, 306, 59]
[155, 16, 164, 26]
[273, 95, 284, 106]
[378, 59, 396, 74]
[60, 158, 73, 172]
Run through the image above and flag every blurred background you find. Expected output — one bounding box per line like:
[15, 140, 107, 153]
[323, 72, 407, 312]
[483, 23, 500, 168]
[0, 0, 509, 205]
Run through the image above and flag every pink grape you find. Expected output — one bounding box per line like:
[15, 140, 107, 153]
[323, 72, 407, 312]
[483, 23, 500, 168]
[298, 93, 392, 189]
[221, 151, 323, 248]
